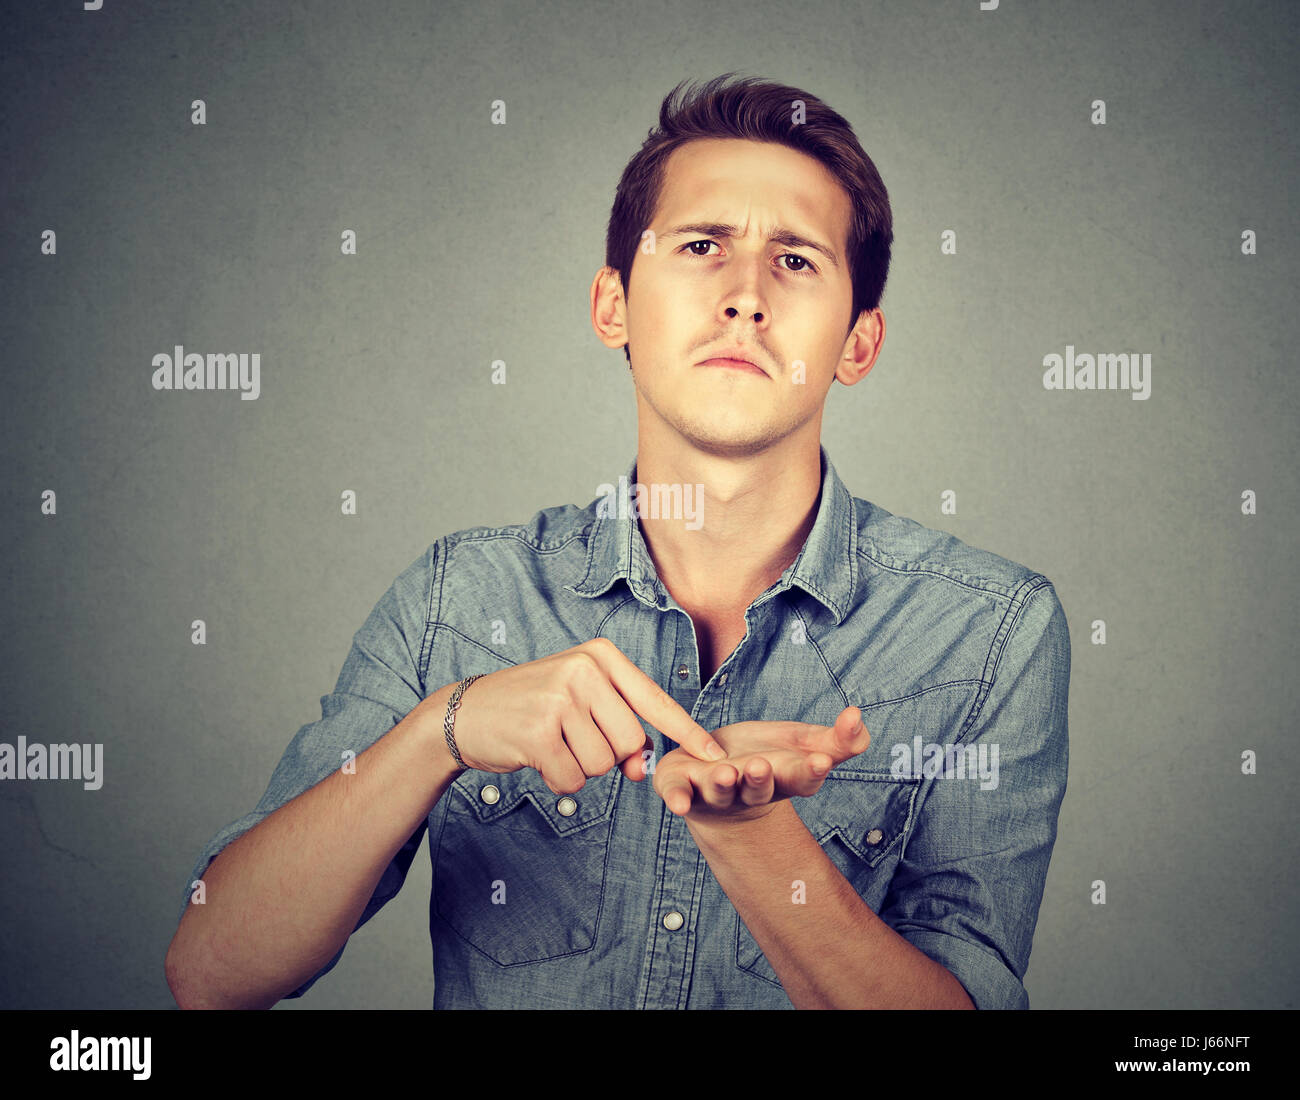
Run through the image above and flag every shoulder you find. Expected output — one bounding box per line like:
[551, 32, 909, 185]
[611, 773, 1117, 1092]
[852, 495, 1058, 612]
[437, 500, 596, 558]
[415, 500, 601, 603]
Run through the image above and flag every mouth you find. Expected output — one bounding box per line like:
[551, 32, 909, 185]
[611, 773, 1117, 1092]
[696, 355, 769, 377]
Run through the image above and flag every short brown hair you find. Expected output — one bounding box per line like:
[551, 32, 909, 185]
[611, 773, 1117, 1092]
[605, 72, 893, 363]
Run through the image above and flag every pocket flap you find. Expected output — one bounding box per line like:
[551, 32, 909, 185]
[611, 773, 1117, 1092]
[448, 765, 619, 837]
[793, 770, 920, 866]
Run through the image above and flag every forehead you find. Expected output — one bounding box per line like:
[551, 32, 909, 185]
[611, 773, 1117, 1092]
[654, 138, 851, 250]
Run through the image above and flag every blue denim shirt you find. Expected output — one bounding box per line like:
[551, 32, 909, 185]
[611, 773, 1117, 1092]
[175, 445, 1069, 1009]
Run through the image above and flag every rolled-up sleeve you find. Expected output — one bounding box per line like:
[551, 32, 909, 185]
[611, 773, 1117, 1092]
[173, 542, 439, 999]
[879, 579, 1070, 1009]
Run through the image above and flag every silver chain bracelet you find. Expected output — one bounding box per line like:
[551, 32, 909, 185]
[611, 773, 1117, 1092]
[443, 674, 484, 770]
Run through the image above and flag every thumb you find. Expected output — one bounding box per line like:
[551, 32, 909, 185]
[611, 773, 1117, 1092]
[835, 706, 869, 753]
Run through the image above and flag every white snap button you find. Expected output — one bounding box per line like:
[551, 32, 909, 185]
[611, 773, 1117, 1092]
[480, 785, 500, 805]
[865, 827, 884, 845]
[556, 796, 578, 817]
[662, 910, 684, 931]
[718, 672, 728, 685]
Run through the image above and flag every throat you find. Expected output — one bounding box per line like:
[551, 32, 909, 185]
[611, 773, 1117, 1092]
[691, 612, 749, 684]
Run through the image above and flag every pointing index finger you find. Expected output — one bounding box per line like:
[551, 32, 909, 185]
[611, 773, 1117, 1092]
[591, 638, 726, 761]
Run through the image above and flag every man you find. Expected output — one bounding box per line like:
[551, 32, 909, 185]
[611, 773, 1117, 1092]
[165, 73, 1069, 1010]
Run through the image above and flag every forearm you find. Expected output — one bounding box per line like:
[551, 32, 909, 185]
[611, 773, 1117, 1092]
[165, 683, 463, 1009]
[688, 801, 974, 1009]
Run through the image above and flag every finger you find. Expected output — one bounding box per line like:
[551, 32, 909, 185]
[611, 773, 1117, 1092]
[699, 763, 739, 810]
[586, 637, 725, 762]
[785, 710, 869, 763]
[587, 676, 658, 768]
[769, 750, 833, 799]
[618, 734, 655, 782]
[835, 707, 870, 758]
[738, 755, 775, 807]
[798, 752, 834, 796]
[534, 741, 589, 796]
[560, 708, 619, 777]
[656, 771, 695, 817]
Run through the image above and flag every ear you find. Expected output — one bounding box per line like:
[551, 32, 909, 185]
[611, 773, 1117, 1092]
[835, 308, 885, 387]
[590, 266, 630, 351]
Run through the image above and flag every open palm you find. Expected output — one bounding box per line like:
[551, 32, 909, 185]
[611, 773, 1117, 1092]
[652, 706, 870, 822]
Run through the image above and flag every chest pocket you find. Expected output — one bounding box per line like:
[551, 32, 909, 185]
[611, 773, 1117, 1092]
[735, 770, 921, 987]
[433, 765, 620, 966]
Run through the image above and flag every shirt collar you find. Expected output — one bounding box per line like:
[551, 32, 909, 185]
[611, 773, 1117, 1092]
[565, 444, 858, 625]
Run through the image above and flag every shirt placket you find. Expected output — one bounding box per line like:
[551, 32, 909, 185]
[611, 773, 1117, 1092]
[636, 591, 768, 1007]
[634, 603, 699, 1008]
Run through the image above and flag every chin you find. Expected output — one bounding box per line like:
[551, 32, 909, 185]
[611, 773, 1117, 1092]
[677, 427, 783, 458]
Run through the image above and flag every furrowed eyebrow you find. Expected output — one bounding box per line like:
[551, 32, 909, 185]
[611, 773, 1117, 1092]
[659, 222, 840, 270]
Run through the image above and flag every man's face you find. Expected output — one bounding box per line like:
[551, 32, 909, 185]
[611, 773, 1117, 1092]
[607, 137, 877, 459]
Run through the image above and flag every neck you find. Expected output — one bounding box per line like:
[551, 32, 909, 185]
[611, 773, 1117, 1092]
[633, 435, 823, 614]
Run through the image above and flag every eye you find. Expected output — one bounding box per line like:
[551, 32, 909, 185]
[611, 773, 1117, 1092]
[779, 253, 817, 276]
[680, 239, 817, 276]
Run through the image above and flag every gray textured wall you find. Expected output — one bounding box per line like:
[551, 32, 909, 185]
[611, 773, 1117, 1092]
[1, 0, 1296, 1009]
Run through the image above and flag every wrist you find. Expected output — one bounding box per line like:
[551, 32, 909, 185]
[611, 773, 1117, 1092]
[685, 798, 789, 841]
[443, 672, 487, 772]
[417, 686, 468, 789]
